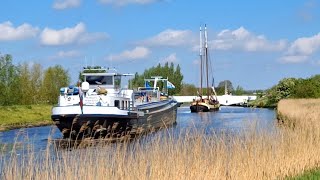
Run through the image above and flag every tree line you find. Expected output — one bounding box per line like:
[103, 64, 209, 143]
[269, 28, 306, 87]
[1, 53, 263, 106]
[251, 75, 320, 107]
[130, 62, 183, 95]
[180, 80, 253, 96]
[0, 54, 70, 106]
[129, 62, 254, 96]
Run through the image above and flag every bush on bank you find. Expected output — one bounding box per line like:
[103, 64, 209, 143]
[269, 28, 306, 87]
[250, 75, 320, 108]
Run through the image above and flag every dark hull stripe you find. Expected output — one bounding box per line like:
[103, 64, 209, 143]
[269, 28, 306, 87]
[190, 105, 219, 113]
[51, 100, 178, 140]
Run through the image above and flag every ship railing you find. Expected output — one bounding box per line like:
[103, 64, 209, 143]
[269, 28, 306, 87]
[128, 100, 135, 111]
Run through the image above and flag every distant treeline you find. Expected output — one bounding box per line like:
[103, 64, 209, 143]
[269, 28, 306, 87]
[0, 54, 70, 106]
[180, 79, 257, 96]
[252, 75, 320, 107]
[129, 62, 256, 96]
[1, 53, 247, 106]
[130, 62, 183, 95]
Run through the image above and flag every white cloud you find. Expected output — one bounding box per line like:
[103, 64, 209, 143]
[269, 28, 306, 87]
[40, 22, 108, 46]
[98, 0, 158, 6]
[160, 53, 178, 64]
[287, 33, 320, 56]
[106, 46, 150, 61]
[279, 55, 308, 64]
[78, 32, 109, 44]
[53, 0, 81, 10]
[192, 59, 199, 65]
[210, 27, 287, 52]
[49, 50, 82, 60]
[140, 29, 195, 47]
[0, 21, 39, 41]
[280, 33, 320, 63]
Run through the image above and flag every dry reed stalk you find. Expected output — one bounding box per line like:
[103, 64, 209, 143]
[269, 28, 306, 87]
[1, 99, 320, 179]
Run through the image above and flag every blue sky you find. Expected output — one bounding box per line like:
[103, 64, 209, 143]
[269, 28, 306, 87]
[0, 0, 319, 90]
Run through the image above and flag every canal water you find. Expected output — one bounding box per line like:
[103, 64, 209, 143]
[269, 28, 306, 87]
[0, 106, 276, 154]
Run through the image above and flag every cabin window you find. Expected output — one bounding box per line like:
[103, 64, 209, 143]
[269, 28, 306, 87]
[122, 101, 125, 110]
[114, 75, 121, 89]
[86, 76, 113, 85]
[114, 100, 119, 108]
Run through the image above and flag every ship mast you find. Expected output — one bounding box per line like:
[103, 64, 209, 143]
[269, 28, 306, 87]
[204, 24, 209, 99]
[199, 26, 203, 98]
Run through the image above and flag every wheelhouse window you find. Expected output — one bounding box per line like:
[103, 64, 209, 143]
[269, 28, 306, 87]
[114, 75, 121, 89]
[85, 75, 113, 85]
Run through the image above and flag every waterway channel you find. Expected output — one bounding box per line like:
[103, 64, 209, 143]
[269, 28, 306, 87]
[0, 106, 276, 155]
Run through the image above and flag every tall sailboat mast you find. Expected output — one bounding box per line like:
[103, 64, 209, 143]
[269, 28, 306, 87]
[204, 24, 209, 99]
[199, 26, 203, 98]
[190, 24, 220, 113]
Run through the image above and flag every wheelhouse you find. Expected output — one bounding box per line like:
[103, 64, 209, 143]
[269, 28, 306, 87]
[82, 72, 122, 89]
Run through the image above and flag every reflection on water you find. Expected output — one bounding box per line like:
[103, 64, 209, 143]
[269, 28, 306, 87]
[0, 106, 276, 154]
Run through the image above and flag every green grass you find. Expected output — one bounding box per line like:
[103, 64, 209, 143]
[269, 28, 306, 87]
[0, 104, 53, 131]
[247, 97, 276, 108]
[287, 169, 320, 180]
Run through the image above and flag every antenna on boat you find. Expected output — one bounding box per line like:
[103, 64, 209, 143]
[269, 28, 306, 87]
[85, 56, 87, 68]
[199, 25, 203, 98]
[91, 56, 94, 67]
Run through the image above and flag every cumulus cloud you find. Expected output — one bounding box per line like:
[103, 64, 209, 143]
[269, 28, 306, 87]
[0, 21, 39, 41]
[49, 50, 82, 60]
[279, 55, 309, 64]
[280, 33, 320, 63]
[209, 27, 287, 52]
[53, 0, 81, 10]
[159, 53, 178, 64]
[287, 33, 320, 56]
[192, 59, 200, 65]
[98, 0, 158, 6]
[40, 22, 108, 46]
[106, 46, 150, 61]
[140, 29, 195, 47]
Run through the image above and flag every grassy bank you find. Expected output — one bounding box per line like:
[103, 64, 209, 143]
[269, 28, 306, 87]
[0, 104, 53, 131]
[247, 96, 277, 108]
[1, 99, 320, 179]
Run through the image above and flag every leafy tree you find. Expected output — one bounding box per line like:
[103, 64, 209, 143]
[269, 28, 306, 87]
[0, 54, 20, 105]
[215, 80, 234, 95]
[129, 72, 144, 90]
[292, 77, 320, 98]
[266, 78, 297, 105]
[15, 62, 43, 105]
[130, 62, 183, 95]
[234, 85, 245, 95]
[17, 62, 32, 105]
[172, 64, 183, 95]
[251, 76, 320, 107]
[41, 65, 70, 104]
[180, 83, 197, 96]
[30, 63, 43, 104]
